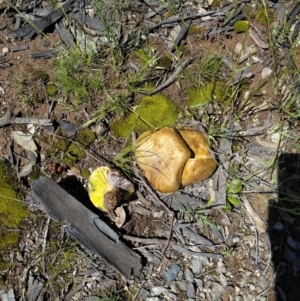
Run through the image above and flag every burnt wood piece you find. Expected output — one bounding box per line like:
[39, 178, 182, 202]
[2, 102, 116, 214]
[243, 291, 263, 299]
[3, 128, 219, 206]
[31, 177, 141, 279]
[8, 0, 75, 39]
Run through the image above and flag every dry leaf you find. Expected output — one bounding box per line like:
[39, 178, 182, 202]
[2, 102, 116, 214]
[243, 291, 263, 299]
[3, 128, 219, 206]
[11, 131, 37, 151]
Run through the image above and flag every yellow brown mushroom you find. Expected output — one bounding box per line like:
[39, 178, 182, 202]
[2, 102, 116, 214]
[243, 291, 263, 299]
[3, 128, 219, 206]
[134, 127, 216, 193]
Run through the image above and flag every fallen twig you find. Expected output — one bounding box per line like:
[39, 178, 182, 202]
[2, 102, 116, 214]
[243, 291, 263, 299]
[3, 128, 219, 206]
[123, 235, 223, 259]
[148, 58, 192, 95]
[241, 195, 267, 233]
[161, 213, 175, 255]
[171, 245, 223, 259]
[0, 107, 52, 127]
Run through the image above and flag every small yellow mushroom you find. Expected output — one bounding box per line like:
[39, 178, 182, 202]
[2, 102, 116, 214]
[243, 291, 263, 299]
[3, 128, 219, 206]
[135, 127, 191, 193]
[88, 166, 134, 212]
[135, 127, 216, 193]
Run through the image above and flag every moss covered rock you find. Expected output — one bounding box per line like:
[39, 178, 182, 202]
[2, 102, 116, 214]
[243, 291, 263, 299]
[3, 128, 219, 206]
[111, 94, 179, 137]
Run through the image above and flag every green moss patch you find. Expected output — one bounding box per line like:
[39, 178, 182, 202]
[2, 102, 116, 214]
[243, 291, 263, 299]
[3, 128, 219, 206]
[255, 8, 275, 25]
[111, 94, 179, 137]
[233, 21, 250, 33]
[0, 160, 29, 229]
[76, 128, 96, 147]
[0, 232, 20, 249]
[187, 81, 228, 107]
[50, 136, 87, 167]
[156, 55, 173, 70]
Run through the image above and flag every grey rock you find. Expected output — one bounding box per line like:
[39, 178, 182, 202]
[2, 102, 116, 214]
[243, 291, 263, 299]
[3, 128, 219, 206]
[165, 291, 177, 300]
[287, 237, 300, 251]
[273, 221, 284, 231]
[239, 277, 246, 288]
[249, 283, 256, 291]
[176, 280, 189, 291]
[170, 282, 177, 293]
[261, 67, 272, 80]
[151, 286, 167, 296]
[236, 296, 244, 301]
[210, 282, 223, 301]
[185, 268, 194, 283]
[187, 283, 195, 299]
[191, 257, 205, 273]
[259, 276, 268, 290]
[166, 264, 181, 282]
[219, 273, 227, 287]
[195, 279, 203, 290]
[177, 270, 183, 280]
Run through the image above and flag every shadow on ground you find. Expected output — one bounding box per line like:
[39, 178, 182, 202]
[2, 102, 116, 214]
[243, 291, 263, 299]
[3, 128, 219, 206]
[268, 153, 300, 301]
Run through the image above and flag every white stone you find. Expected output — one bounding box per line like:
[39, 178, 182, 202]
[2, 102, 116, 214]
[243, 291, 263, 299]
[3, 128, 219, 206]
[2, 47, 9, 54]
[261, 67, 273, 79]
[234, 43, 243, 55]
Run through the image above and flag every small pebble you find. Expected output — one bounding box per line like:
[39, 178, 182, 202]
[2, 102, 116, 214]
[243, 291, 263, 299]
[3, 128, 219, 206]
[151, 286, 167, 296]
[239, 277, 246, 288]
[169, 282, 177, 293]
[146, 298, 160, 301]
[235, 286, 241, 294]
[195, 279, 203, 290]
[210, 282, 223, 300]
[219, 273, 227, 287]
[187, 283, 195, 299]
[184, 268, 194, 283]
[287, 236, 300, 251]
[176, 280, 189, 291]
[249, 283, 256, 291]
[165, 291, 177, 300]
[238, 52, 249, 64]
[2, 47, 9, 54]
[191, 258, 204, 273]
[165, 264, 180, 282]
[261, 67, 272, 79]
[234, 42, 243, 55]
[259, 276, 268, 290]
[273, 221, 284, 231]
[139, 288, 150, 299]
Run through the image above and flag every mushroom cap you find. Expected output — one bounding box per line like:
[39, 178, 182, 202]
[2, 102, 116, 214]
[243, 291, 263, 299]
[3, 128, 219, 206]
[88, 166, 114, 212]
[179, 129, 217, 186]
[88, 166, 135, 212]
[135, 127, 191, 193]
